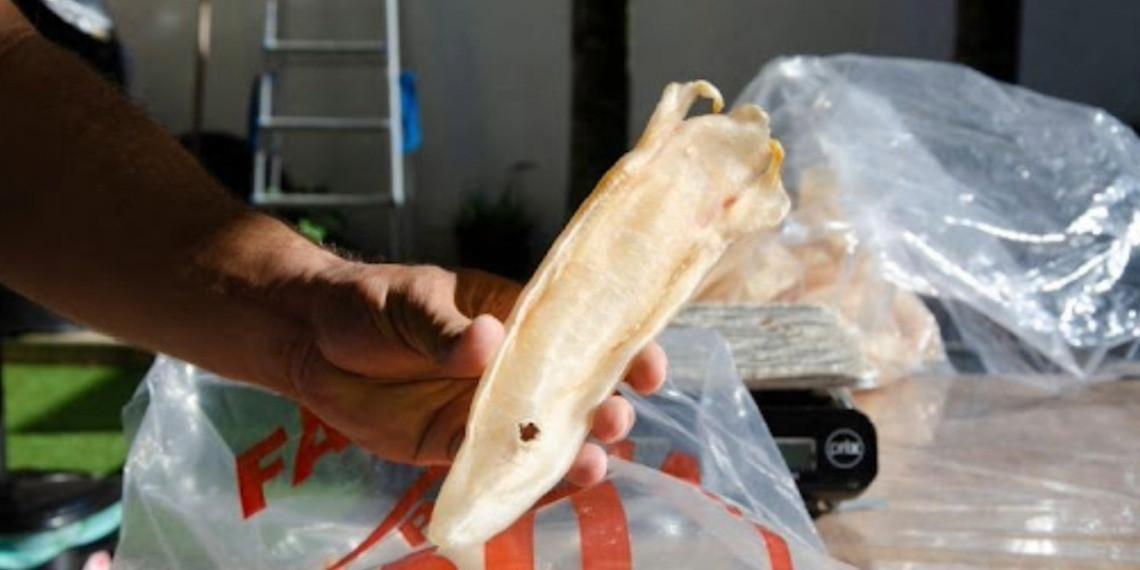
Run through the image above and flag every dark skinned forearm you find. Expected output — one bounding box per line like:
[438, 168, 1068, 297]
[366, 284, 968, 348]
[0, 3, 340, 393]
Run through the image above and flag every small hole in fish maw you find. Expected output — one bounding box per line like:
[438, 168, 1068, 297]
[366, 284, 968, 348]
[518, 422, 541, 442]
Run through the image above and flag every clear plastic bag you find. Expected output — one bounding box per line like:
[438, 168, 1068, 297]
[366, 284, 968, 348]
[111, 328, 848, 569]
[735, 55, 1140, 382]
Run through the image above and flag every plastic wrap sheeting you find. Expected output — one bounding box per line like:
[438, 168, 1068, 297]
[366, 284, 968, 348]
[817, 376, 1140, 567]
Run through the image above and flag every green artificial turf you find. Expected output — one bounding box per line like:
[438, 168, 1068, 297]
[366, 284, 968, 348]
[3, 364, 147, 476]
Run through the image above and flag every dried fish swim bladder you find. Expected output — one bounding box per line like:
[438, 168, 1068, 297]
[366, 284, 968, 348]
[427, 80, 790, 557]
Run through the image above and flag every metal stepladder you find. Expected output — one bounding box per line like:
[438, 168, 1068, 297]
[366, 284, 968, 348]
[252, 0, 407, 258]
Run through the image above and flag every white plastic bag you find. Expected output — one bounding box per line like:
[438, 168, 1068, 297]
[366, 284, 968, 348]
[736, 55, 1140, 382]
[112, 328, 847, 569]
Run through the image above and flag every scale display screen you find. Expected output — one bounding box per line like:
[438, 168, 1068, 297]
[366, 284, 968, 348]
[753, 389, 877, 516]
[776, 437, 817, 473]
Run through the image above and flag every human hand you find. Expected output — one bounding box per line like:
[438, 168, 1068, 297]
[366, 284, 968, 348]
[287, 263, 667, 487]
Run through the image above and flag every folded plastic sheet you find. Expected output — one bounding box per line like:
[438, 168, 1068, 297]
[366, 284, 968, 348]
[817, 376, 1140, 567]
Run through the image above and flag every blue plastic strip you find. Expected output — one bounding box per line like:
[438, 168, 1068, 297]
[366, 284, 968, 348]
[400, 71, 423, 154]
[0, 503, 121, 570]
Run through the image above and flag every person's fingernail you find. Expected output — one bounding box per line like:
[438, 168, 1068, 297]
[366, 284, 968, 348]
[448, 432, 464, 459]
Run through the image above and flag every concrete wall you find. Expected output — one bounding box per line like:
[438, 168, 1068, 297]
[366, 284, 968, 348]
[104, 0, 196, 133]
[103, 0, 568, 263]
[101, 0, 956, 264]
[401, 0, 570, 264]
[1019, 0, 1140, 127]
[629, 0, 957, 132]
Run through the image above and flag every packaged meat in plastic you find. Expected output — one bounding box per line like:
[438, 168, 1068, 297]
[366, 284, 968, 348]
[719, 54, 1140, 384]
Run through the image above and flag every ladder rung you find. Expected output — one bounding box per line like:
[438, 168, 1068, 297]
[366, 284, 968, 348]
[253, 193, 396, 208]
[264, 39, 387, 56]
[259, 116, 390, 131]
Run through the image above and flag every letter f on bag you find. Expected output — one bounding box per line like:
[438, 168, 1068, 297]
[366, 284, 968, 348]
[237, 427, 288, 518]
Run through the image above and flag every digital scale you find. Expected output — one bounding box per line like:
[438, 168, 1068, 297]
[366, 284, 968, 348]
[673, 304, 880, 516]
[751, 389, 877, 516]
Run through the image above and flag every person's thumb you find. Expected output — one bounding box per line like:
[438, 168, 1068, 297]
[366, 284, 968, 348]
[435, 313, 506, 378]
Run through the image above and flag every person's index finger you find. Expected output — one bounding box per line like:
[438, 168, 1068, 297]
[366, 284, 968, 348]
[439, 314, 506, 378]
[453, 268, 523, 321]
[624, 342, 668, 395]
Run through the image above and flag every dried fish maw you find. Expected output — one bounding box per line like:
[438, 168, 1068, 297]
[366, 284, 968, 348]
[427, 81, 789, 554]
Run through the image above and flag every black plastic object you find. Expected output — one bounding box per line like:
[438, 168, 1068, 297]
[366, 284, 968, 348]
[0, 287, 76, 337]
[0, 471, 121, 534]
[11, 0, 126, 88]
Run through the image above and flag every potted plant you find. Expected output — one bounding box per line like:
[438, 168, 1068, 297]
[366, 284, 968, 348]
[454, 161, 538, 281]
